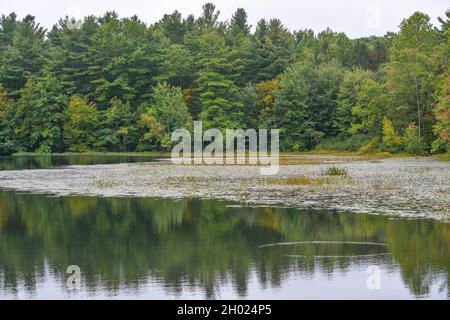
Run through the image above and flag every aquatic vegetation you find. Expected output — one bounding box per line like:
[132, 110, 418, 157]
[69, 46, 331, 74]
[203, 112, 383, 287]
[322, 166, 349, 176]
[434, 153, 450, 161]
[371, 180, 398, 191]
[0, 157, 448, 219]
[91, 178, 119, 189]
[269, 175, 336, 186]
[279, 159, 323, 165]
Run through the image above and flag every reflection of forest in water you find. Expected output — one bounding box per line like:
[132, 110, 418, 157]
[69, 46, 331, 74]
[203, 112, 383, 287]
[0, 154, 160, 170]
[0, 190, 448, 298]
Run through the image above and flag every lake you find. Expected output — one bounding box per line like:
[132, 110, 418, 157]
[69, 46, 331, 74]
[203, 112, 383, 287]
[0, 155, 448, 299]
[0, 154, 163, 171]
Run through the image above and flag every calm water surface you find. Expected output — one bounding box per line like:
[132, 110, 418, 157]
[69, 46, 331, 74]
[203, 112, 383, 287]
[0, 154, 162, 170]
[0, 156, 448, 299]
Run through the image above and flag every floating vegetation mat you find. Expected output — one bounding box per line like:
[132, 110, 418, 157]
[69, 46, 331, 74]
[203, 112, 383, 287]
[0, 157, 448, 220]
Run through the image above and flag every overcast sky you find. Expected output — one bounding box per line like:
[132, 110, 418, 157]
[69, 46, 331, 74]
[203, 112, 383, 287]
[0, 0, 448, 38]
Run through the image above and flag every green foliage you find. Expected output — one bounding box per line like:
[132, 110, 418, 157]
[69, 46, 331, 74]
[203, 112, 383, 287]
[138, 113, 164, 151]
[229, 8, 251, 36]
[391, 12, 439, 55]
[255, 78, 280, 128]
[273, 57, 344, 150]
[97, 98, 135, 152]
[192, 30, 244, 129]
[0, 8, 448, 155]
[273, 62, 313, 150]
[239, 83, 258, 128]
[322, 166, 348, 176]
[432, 74, 450, 153]
[63, 96, 99, 152]
[0, 15, 45, 97]
[349, 79, 390, 137]
[149, 82, 191, 134]
[0, 13, 19, 54]
[336, 68, 373, 133]
[156, 11, 186, 44]
[404, 123, 428, 155]
[161, 44, 193, 88]
[386, 12, 440, 147]
[315, 134, 371, 152]
[358, 137, 380, 154]
[248, 18, 295, 83]
[381, 117, 403, 153]
[0, 84, 15, 154]
[387, 49, 435, 144]
[10, 77, 67, 152]
[138, 82, 191, 150]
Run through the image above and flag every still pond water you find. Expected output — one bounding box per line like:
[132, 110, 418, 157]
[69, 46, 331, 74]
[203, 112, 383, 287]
[0, 155, 448, 299]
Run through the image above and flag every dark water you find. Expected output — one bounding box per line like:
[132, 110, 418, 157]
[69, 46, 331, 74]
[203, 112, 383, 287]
[0, 190, 448, 299]
[0, 155, 448, 299]
[0, 154, 161, 171]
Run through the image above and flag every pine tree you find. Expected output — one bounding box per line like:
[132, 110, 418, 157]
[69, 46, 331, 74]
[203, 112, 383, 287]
[0, 15, 46, 97]
[47, 16, 100, 98]
[273, 62, 314, 150]
[0, 13, 19, 55]
[156, 11, 186, 44]
[90, 13, 163, 108]
[192, 30, 243, 129]
[97, 98, 135, 151]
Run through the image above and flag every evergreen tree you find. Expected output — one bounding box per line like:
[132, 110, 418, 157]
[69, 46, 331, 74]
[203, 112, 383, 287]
[156, 11, 186, 44]
[273, 61, 314, 150]
[47, 16, 100, 98]
[0, 7, 448, 155]
[192, 30, 243, 129]
[0, 15, 46, 97]
[0, 13, 19, 55]
[90, 13, 163, 107]
[229, 8, 251, 36]
[97, 98, 135, 151]
[138, 83, 191, 150]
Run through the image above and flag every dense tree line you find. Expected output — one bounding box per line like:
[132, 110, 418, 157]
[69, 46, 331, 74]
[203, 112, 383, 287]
[0, 4, 448, 154]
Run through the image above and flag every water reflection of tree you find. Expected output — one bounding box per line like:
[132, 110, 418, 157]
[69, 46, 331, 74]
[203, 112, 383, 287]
[0, 191, 447, 298]
[0, 155, 159, 170]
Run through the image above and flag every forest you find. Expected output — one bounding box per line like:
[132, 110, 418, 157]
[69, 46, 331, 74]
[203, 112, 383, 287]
[0, 3, 448, 155]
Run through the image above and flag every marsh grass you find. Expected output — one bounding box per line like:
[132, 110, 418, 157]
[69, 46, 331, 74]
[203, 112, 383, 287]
[286, 176, 332, 186]
[279, 159, 323, 165]
[322, 166, 349, 176]
[371, 180, 398, 191]
[92, 179, 118, 188]
[166, 176, 209, 185]
[267, 175, 348, 186]
[434, 153, 450, 161]
[178, 158, 324, 166]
